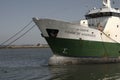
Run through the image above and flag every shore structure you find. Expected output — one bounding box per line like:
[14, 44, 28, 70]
[0, 44, 49, 49]
[33, 0, 120, 65]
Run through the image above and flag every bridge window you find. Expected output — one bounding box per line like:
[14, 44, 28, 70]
[86, 12, 120, 19]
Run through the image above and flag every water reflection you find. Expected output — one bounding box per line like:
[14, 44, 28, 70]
[49, 64, 120, 80]
[1, 48, 120, 80]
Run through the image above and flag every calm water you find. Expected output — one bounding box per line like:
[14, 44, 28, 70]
[0, 48, 120, 80]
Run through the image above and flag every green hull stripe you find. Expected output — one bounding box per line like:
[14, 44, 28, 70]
[45, 37, 120, 58]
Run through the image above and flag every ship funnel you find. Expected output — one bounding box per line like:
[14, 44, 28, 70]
[103, 0, 111, 8]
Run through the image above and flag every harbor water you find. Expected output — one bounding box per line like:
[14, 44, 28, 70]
[0, 48, 120, 80]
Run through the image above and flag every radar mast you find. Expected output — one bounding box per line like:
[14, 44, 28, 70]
[103, 0, 111, 8]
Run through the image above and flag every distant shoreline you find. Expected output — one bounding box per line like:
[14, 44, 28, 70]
[0, 44, 49, 49]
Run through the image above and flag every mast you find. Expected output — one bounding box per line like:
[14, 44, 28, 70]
[103, 0, 111, 8]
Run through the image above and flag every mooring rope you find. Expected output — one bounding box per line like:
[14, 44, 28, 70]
[0, 21, 33, 46]
[6, 25, 36, 47]
[101, 31, 120, 44]
[100, 31, 109, 57]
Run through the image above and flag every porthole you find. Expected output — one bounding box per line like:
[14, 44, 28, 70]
[92, 32, 94, 34]
[108, 34, 110, 36]
[117, 25, 119, 28]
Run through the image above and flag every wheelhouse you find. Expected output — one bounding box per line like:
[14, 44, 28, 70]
[85, 12, 120, 19]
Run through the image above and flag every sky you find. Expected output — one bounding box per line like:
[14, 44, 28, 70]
[0, 0, 120, 45]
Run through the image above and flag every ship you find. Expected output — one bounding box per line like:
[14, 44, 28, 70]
[33, 0, 120, 65]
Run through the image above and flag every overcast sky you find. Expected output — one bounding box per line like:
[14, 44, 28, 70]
[0, 0, 119, 45]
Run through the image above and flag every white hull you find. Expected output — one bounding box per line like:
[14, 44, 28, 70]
[33, 18, 118, 43]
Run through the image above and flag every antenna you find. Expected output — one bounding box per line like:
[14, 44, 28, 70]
[103, 0, 111, 8]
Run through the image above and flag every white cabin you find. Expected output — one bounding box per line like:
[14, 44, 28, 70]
[80, 0, 120, 42]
